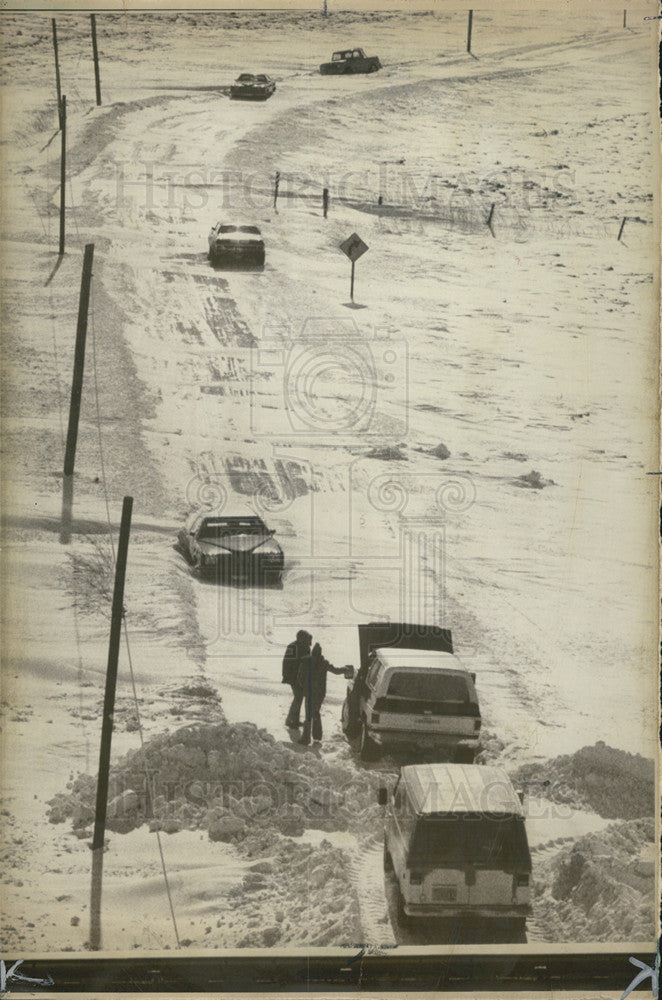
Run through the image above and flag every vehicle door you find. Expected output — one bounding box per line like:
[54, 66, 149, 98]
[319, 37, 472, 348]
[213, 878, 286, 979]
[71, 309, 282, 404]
[467, 816, 531, 909]
[361, 656, 382, 717]
[407, 817, 470, 908]
[376, 669, 478, 739]
[386, 780, 412, 879]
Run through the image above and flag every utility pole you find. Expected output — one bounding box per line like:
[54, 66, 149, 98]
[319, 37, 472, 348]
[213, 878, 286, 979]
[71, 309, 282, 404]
[89, 496, 134, 952]
[61, 244, 95, 544]
[52, 20, 62, 129]
[59, 95, 66, 254]
[90, 14, 102, 105]
[467, 10, 474, 54]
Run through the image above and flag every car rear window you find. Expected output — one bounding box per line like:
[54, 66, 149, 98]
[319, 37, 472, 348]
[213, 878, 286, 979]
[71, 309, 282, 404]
[199, 519, 266, 539]
[218, 225, 238, 234]
[409, 816, 531, 869]
[239, 226, 260, 234]
[386, 671, 470, 702]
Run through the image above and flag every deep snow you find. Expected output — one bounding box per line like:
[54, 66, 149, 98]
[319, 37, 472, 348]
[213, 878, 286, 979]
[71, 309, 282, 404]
[0, 6, 658, 954]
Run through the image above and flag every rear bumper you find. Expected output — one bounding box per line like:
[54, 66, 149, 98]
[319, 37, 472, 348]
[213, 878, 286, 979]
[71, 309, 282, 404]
[370, 728, 479, 749]
[198, 557, 283, 580]
[404, 903, 531, 919]
[230, 90, 273, 100]
[209, 244, 265, 259]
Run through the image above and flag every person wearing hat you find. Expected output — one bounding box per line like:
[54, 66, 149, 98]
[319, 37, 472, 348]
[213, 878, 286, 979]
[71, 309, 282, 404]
[298, 642, 348, 745]
[282, 629, 312, 728]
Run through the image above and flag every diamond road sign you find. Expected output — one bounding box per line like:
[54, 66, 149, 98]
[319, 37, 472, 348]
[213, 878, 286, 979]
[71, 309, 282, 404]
[339, 232, 369, 262]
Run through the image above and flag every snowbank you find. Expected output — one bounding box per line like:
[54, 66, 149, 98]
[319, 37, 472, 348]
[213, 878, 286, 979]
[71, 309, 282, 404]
[512, 742, 655, 819]
[48, 720, 382, 840]
[532, 817, 656, 942]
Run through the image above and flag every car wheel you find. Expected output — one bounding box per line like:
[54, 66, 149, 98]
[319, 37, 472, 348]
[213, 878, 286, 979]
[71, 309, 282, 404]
[504, 917, 527, 943]
[341, 698, 359, 736]
[455, 746, 476, 764]
[383, 846, 393, 872]
[359, 720, 378, 761]
[396, 887, 409, 926]
[340, 698, 361, 739]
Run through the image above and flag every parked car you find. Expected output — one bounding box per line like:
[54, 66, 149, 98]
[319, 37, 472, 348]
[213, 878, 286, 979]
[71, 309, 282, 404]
[379, 763, 532, 937]
[230, 73, 276, 100]
[208, 223, 265, 267]
[319, 48, 381, 75]
[341, 623, 481, 761]
[177, 513, 283, 584]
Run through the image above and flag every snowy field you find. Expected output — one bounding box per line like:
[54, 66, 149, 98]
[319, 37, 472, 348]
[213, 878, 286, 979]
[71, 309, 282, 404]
[0, 5, 658, 955]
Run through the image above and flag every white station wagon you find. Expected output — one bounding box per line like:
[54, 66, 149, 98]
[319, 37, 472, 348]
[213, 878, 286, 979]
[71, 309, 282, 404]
[341, 624, 481, 761]
[379, 763, 532, 936]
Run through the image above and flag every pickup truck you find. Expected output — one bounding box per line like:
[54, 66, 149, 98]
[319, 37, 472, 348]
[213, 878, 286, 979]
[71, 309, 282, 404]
[319, 48, 382, 75]
[341, 623, 482, 761]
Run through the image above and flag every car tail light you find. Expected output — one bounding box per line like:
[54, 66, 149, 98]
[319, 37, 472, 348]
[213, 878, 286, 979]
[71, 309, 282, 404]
[515, 873, 529, 887]
[371, 712, 380, 724]
[257, 539, 281, 555]
[474, 719, 481, 731]
[409, 872, 423, 885]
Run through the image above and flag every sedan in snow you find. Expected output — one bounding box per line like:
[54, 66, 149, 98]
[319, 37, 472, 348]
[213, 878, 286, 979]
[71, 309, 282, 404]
[208, 223, 265, 267]
[230, 73, 276, 100]
[177, 514, 284, 584]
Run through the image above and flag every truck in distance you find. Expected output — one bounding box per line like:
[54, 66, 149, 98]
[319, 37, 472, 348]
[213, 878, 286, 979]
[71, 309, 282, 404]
[319, 48, 382, 75]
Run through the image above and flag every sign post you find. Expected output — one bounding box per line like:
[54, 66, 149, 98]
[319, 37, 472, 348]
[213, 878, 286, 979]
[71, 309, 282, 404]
[339, 232, 369, 304]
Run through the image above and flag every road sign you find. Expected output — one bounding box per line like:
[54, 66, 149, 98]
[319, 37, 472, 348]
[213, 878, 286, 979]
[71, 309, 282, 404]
[339, 232, 369, 263]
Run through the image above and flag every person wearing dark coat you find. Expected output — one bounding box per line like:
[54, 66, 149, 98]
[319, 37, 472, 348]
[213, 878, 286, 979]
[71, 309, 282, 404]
[282, 630, 312, 728]
[297, 642, 347, 745]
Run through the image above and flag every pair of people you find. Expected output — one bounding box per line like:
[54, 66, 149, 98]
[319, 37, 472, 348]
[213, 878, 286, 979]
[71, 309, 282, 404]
[281, 630, 347, 745]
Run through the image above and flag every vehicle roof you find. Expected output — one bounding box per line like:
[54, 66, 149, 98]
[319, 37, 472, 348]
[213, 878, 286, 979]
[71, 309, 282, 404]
[187, 513, 269, 532]
[374, 648, 464, 671]
[212, 222, 262, 231]
[400, 764, 523, 817]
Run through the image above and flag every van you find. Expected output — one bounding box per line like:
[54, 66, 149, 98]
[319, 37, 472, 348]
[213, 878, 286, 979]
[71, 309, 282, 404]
[379, 763, 532, 933]
[341, 623, 481, 761]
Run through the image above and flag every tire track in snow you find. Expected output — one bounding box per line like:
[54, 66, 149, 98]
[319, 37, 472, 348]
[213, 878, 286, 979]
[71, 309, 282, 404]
[348, 841, 396, 946]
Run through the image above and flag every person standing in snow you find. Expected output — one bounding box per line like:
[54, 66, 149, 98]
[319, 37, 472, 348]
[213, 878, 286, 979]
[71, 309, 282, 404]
[298, 642, 348, 745]
[282, 629, 312, 728]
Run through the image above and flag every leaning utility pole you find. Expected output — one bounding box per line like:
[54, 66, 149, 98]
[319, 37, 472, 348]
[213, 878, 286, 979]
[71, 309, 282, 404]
[61, 244, 95, 544]
[59, 95, 66, 254]
[89, 496, 134, 952]
[52, 20, 63, 129]
[90, 14, 102, 105]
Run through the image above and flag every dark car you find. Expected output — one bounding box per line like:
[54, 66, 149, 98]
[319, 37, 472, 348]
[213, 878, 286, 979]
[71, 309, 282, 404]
[208, 223, 265, 267]
[177, 514, 284, 584]
[230, 73, 276, 100]
[319, 48, 381, 75]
